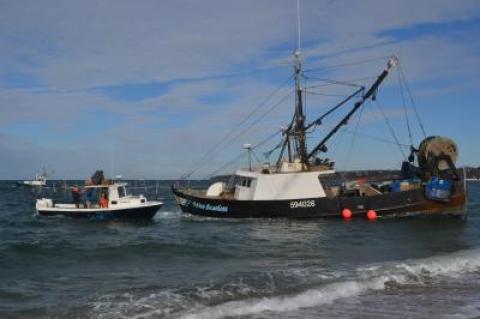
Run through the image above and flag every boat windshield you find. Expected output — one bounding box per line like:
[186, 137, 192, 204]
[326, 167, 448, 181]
[118, 186, 126, 198]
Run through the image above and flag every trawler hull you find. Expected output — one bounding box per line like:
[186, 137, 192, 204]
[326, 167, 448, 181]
[172, 183, 466, 218]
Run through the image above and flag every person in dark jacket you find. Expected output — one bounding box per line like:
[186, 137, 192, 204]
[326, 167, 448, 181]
[71, 185, 81, 208]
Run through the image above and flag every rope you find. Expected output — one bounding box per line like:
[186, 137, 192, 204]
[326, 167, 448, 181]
[226, 91, 294, 148]
[398, 63, 427, 138]
[302, 76, 364, 88]
[343, 101, 366, 170]
[263, 138, 284, 160]
[181, 75, 294, 179]
[397, 68, 413, 146]
[312, 121, 411, 148]
[206, 152, 247, 180]
[192, 89, 292, 179]
[303, 75, 377, 89]
[206, 129, 282, 178]
[304, 55, 393, 73]
[252, 150, 263, 165]
[374, 100, 407, 159]
[305, 91, 355, 98]
[338, 127, 410, 147]
[319, 124, 349, 182]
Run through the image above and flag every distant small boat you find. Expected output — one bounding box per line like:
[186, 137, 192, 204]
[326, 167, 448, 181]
[36, 182, 163, 220]
[18, 173, 47, 187]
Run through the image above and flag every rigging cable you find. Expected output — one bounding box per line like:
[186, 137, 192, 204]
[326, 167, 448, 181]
[199, 89, 293, 179]
[302, 76, 365, 88]
[275, 115, 296, 166]
[306, 91, 356, 98]
[303, 77, 307, 125]
[333, 126, 410, 147]
[398, 63, 427, 139]
[343, 100, 366, 171]
[303, 55, 393, 74]
[206, 129, 282, 178]
[303, 75, 378, 89]
[206, 153, 247, 180]
[397, 67, 414, 146]
[316, 123, 349, 182]
[227, 90, 294, 150]
[374, 100, 407, 160]
[181, 74, 294, 179]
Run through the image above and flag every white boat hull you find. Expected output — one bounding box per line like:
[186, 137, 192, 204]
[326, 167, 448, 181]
[35, 200, 163, 220]
[20, 180, 46, 186]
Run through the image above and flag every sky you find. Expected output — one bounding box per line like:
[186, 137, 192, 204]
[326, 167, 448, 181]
[0, 0, 479, 180]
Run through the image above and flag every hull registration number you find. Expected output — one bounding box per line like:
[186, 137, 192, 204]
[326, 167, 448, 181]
[290, 200, 316, 209]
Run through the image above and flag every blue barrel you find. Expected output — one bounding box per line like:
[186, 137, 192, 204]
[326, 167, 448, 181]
[425, 177, 453, 201]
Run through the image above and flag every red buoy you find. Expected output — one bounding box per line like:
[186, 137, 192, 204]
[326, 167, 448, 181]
[342, 208, 352, 219]
[366, 209, 377, 221]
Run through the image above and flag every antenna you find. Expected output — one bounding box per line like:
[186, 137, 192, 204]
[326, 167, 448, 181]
[110, 144, 115, 179]
[296, 0, 301, 54]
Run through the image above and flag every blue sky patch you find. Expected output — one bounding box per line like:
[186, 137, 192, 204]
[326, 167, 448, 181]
[378, 16, 480, 41]
[98, 81, 169, 102]
[0, 71, 42, 89]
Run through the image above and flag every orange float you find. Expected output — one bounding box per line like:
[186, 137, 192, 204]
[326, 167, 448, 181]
[342, 208, 352, 219]
[366, 209, 377, 220]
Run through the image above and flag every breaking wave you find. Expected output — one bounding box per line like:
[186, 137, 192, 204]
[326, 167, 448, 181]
[85, 249, 480, 319]
[87, 248, 480, 319]
[179, 248, 480, 319]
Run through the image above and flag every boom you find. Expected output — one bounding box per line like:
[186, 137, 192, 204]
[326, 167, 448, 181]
[306, 56, 398, 161]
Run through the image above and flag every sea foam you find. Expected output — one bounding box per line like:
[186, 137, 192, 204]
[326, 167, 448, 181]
[178, 248, 480, 319]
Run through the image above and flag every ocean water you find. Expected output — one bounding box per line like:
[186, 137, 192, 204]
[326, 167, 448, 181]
[1, 180, 480, 319]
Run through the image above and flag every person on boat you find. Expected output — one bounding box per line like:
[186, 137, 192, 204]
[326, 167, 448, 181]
[99, 193, 108, 208]
[84, 188, 94, 208]
[71, 186, 81, 208]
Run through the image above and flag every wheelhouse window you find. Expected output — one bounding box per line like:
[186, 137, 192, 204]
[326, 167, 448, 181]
[237, 177, 253, 188]
[118, 187, 126, 198]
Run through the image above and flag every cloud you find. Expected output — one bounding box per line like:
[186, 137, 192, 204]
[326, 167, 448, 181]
[0, 0, 479, 178]
[0, 0, 297, 90]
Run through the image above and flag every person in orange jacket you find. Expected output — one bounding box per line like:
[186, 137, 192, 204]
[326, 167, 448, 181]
[99, 193, 108, 208]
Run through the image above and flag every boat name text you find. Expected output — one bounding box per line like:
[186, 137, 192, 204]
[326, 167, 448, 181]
[189, 200, 228, 213]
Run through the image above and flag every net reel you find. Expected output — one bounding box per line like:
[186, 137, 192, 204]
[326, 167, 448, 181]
[417, 136, 459, 180]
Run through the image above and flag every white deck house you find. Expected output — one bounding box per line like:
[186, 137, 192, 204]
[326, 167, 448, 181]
[207, 162, 335, 201]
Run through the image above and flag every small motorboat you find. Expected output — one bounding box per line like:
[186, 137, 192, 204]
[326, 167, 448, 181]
[36, 182, 163, 220]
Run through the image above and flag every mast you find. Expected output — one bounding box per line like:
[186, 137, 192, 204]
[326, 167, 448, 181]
[293, 0, 308, 165]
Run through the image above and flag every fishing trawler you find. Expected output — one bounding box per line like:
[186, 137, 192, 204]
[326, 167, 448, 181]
[172, 11, 466, 219]
[36, 171, 163, 220]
